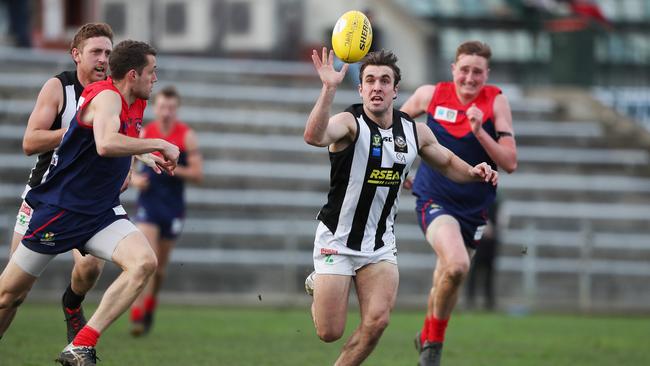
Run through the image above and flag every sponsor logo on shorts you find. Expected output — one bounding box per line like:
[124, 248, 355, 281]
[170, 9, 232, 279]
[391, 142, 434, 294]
[427, 202, 442, 215]
[40, 232, 55, 246]
[324, 255, 334, 265]
[19, 202, 32, 216]
[17, 213, 28, 226]
[320, 248, 338, 255]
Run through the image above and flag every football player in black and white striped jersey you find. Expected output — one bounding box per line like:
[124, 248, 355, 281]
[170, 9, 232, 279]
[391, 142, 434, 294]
[304, 47, 497, 366]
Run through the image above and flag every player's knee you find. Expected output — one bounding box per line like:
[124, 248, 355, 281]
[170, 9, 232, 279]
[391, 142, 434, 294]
[362, 312, 390, 339]
[0, 291, 25, 309]
[443, 262, 470, 285]
[316, 327, 344, 343]
[74, 259, 103, 283]
[138, 254, 158, 278]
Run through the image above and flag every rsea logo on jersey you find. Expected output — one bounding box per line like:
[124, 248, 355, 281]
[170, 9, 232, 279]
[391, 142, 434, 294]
[367, 168, 401, 186]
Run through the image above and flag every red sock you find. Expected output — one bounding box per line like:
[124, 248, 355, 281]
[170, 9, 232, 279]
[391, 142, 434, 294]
[420, 316, 431, 345]
[131, 306, 143, 322]
[427, 316, 449, 343]
[72, 325, 100, 347]
[143, 296, 157, 313]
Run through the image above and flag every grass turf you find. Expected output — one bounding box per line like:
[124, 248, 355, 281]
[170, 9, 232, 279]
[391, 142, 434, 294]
[1, 303, 648, 365]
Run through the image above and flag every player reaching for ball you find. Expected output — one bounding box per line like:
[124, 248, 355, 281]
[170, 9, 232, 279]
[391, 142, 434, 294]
[401, 40, 517, 366]
[303, 47, 497, 366]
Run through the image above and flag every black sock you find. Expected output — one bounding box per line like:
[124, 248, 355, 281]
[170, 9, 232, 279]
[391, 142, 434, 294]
[62, 283, 85, 310]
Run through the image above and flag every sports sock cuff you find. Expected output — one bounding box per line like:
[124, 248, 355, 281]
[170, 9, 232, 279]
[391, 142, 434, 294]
[72, 325, 100, 347]
[62, 283, 86, 310]
[131, 307, 143, 322]
[429, 316, 450, 343]
[143, 296, 157, 312]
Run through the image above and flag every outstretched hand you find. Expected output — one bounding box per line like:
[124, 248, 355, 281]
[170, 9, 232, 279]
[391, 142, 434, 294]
[470, 162, 498, 186]
[311, 47, 348, 88]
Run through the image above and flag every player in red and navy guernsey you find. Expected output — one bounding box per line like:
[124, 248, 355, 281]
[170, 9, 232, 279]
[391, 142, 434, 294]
[0, 40, 179, 366]
[401, 41, 517, 366]
[129, 86, 203, 336]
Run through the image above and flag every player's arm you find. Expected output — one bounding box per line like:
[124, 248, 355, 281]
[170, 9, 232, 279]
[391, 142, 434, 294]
[468, 94, 517, 173]
[88, 90, 179, 170]
[400, 85, 435, 120]
[416, 123, 497, 185]
[304, 48, 356, 148]
[172, 129, 204, 184]
[22, 78, 66, 155]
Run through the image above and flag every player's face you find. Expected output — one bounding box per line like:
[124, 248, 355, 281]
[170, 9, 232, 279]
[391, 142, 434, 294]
[154, 95, 179, 124]
[452, 54, 489, 100]
[73, 36, 112, 84]
[134, 55, 158, 100]
[359, 65, 398, 115]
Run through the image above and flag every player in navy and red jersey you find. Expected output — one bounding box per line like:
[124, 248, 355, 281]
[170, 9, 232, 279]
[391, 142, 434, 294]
[401, 41, 517, 366]
[5, 22, 114, 345]
[129, 86, 203, 336]
[0, 40, 179, 366]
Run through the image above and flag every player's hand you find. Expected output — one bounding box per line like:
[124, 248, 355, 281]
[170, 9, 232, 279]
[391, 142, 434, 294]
[158, 141, 180, 175]
[467, 103, 484, 135]
[470, 162, 498, 186]
[312, 47, 347, 88]
[403, 176, 414, 190]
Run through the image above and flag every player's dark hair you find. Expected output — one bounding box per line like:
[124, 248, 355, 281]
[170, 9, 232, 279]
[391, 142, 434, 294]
[109, 40, 157, 81]
[359, 49, 401, 87]
[456, 41, 492, 62]
[156, 85, 181, 103]
[70, 23, 113, 53]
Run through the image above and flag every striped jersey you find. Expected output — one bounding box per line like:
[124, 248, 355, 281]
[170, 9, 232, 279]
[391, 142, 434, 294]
[26, 78, 146, 215]
[412, 81, 500, 220]
[317, 104, 419, 252]
[25, 70, 84, 189]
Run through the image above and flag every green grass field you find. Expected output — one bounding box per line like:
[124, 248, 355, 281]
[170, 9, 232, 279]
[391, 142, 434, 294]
[1, 303, 648, 365]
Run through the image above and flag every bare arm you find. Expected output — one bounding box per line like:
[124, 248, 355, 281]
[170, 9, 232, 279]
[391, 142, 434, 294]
[400, 85, 435, 120]
[173, 129, 204, 184]
[85, 90, 179, 169]
[22, 78, 66, 155]
[304, 48, 355, 148]
[417, 123, 497, 185]
[468, 94, 518, 173]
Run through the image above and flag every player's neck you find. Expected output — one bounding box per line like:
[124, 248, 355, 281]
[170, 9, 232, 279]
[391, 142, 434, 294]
[364, 106, 393, 129]
[455, 90, 478, 106]
[112, 79, 137, 105]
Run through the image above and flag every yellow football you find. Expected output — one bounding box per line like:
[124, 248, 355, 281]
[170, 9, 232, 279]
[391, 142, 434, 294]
[331, 10, 373, 63]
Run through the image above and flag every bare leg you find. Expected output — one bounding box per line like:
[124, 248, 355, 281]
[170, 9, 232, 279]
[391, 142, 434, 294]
[426, 215, 471, 320]
[85, 231, 157, 333]
[70, 250, 105, 297]
[335, 261, 398, 366]
[2, 231, 26, 334]
[311, 273, 352, 343]
[149, 237, 175, 296]
[0, 258, 38, 336]
[130, 223, 160, 312]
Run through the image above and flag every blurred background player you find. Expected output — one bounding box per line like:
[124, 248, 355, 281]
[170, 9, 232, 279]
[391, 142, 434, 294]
[304, 47, 497, 366]
[129, 85, 203, 336]
[401, 40, 517, 366]
[3, 23, 113, 343]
